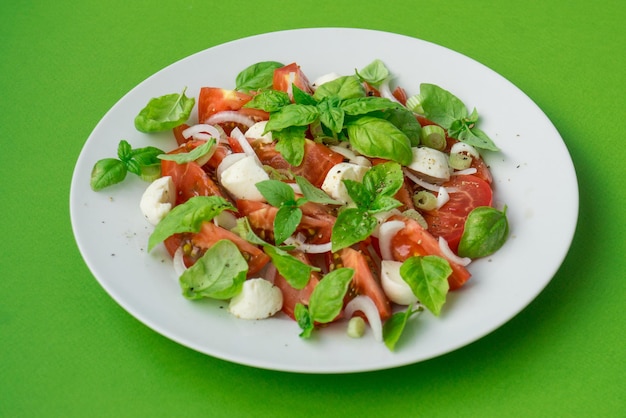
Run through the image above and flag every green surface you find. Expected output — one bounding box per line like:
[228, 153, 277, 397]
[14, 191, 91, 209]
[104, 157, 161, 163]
[2, 0, 625, 416]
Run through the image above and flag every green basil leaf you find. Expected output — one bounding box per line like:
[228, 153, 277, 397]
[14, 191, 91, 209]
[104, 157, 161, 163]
[340, 96, 403, 116]
[255, 179, 296, 207]
[342, 179, 374, 208]
[179, 239, 248, 300]
[313, 75, 365, 101]
[400, 255, 451, 316]
[157, 139, 215, 164]
[419, 83, 467, 129]
[384, 107, 422, 146]
[232, 217, 272, 246]
[295, 176, 341, 205]
[331, 208, 377, 252]
[317, 97, 345, 133]
[292, 84, 318, 106]
[363, 161, 404, 198]
[346, 116, 412, 166]
[383, 304, 423, 351]
[244, 89, 291, 113]
[147, 196, 236, 251]
[134, 88, 195, 133]
[90, 158, 127, 191]
[355, 59, 390, 88]
[235, 61, 284, 93]
[273, 205, 302, 245]
[294, 303, 314, 338]
[369, 195, 402, 214]
[457, 126, 499, 151]
[264, 104, 320, 132]
[308, 267, 354, 323]
[117, 140, 133, 162]
[458, 206, 509, 258]
[274, 126, 307, 166]
[264, 246, 318, 290]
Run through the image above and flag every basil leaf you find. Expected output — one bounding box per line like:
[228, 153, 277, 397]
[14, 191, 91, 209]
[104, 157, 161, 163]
[313, 75, 365, 101]
[356, 59, 390, 88]
[292, 85, 318, 106]
[147, 196, 235, 251]
[90, 158, 127, 191]
[343, 179, 374, 209]
[255, 179, 296, 207]
[384, 107, 422, 147]
[295, 176, 341, 205]
[128, 145, 165, 171]
[158, 139, 215, 164]
[341, 96, 403, 116]
[134, 88, 195, 133]
[235, 61, 284, 93]
[457, 125, 499, 151]
[274, 126, 307, 166]
[265, 104, 320, 132]
[418, 83, 468, 129]
[383, 304, 423, 351]
[244, 89, 291, 113]
[458, 206, 509, 258]
[308, 268, 354, 323]
[179, 239, 248, 300]
[273, 205, 302, 245]
[331, 208, 377, 252]
[117, 139, 132, 162]
[317, 97, 345, 134]
[346, 116, 412, 166]
[264, 246, 318, 290]
[369, 195, 402, 214]
[294, 303, 314, 338]
[363, 161, 403, 198]
[400, 255, 451, 316]
[232, 217, 271, 247]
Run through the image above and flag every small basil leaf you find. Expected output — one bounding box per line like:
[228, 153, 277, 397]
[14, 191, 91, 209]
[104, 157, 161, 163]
[457, 126, 499, 151]
[355, 59, 390, 88]
[317, 97, 345, 134]
[273, 206, 302, 245]
[363, 161, 404, 198]
[331, 208, 377, 252]
[117, 140, 133, 162]
[147, 196, 235, 251]
[157, 139, 215, 164]
[400, 255, 452, 316]
[295, 176, 341, 205]
[346, 116, 412, 166]
[308, 267, 354, 323]
[383, 304, 423, 351]
[244, 89, 291, 113]
[342, 179, 374, 208]
[90, 158, 127, 191]
[419, 83, 468, 129]
[134, 88, 195, 133]
[264, 104, 320, 132]
[264, 246, 318, 290]
[255, 179, 296, 207]
[313, 75, 365, 101]
[384, 107, 422, 147]
[274, 126, 307, 166]
[295, 303, 314, 338]
[179, 239, 248, 300]
[235, 61, 284, 93]
[458, 206, 509, 258]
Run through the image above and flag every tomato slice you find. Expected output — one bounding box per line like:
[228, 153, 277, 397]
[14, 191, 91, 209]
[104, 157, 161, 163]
[389, 215, 472, 290]
[163, 222, 269, 277]
[422, 174, 493, 254]
[338, 247, 392, 321]
[272, 251, 321, 320]
[161, 141, 226, 205]
[273, 62, 313, 95]
[252, 139, 344, 188]
[198, 87, 268, 122]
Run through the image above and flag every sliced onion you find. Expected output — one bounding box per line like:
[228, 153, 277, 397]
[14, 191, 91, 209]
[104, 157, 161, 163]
[283, 234, 332, 254]
[344, 295, 383, 342]
[287, 182, 302, 195]
[204, 111, 255, 128]
[182, 123, 221, 140]
[173, 246, 188, 278]
[452, 167, 477, 176]
[230, 127, 263, 167]
[435, 186, 450, 209]
[378, 80, 401, 104]
[378, 220, 405, 260]
[450, 142, 481, 159]
[329, 144, 357, 161]
[438, 236, 471, 267]
[404, 168, 459, 193]
[216, 152, 246, 180]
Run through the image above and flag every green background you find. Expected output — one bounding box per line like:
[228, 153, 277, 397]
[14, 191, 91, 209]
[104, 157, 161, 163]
[2, 0, 625, 416]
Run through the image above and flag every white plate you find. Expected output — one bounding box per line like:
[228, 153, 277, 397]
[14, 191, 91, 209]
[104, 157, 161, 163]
[70, 28, 578, 373]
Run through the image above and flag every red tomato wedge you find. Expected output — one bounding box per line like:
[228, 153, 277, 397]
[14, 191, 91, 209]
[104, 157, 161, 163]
[251, 139, 344, 188]
[390, 215, 472, 290]
[272, 62, 313, 95]
[422, 174, 493, 254]
[197, 87, 269, 123]
[163, 222, 269, 277]
[338, 247, 392, 321]
[272, 251, 321, 320]
[160, 141, 226, 205]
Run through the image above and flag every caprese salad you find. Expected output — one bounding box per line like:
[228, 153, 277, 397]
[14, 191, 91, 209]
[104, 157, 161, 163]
[90, 59, 509, 350]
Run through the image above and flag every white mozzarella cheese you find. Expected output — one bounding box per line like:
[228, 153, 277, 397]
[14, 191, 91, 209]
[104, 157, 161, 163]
[321, 162, 369, 205]
[219, 155, 269, 201]
[407, 147, 451, 183]
[244, 121, 273, 143]
[228, 278, 283, 320]
[139, 176, 175, 225]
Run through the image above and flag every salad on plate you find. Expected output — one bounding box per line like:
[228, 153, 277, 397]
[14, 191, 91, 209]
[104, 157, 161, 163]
[90, 59, 509, 350]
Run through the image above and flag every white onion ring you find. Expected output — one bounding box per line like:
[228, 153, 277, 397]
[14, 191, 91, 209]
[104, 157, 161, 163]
[452, 167, 478, 176]
[230, 127, 263, 168]
[329, 144, 357, 160]
[182, 123, 221, 140]
[450, 142, 481, 159]
[344, 295, 383, 342]
[173, 246, 188, 278]
[403, 168, 459, 193]
[435, 186, 450, 209]
[283, 235, 332, 254]
[204, 111, 255, 128]
[378, 220, 405, 260]
[438, 236, 471, 267]
[378, 80, 401, 104]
